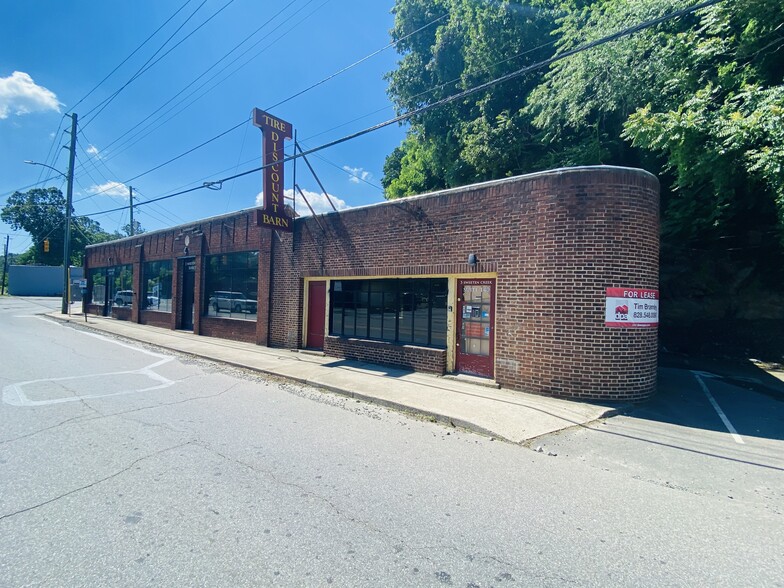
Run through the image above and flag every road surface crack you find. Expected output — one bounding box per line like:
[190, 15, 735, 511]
[195, 441, 397, 542]
[0, 440, 194, 523]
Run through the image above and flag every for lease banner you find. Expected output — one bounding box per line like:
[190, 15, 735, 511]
[605, 288, 659, 328]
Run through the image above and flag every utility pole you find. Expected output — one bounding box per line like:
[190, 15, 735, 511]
[129, 185, 134, 236]
[1, 235, 9, 296]
[62, 113, 77, 315]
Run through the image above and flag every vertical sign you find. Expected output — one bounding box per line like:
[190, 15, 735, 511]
[253, 108, 293, 231]
[605, 288, 659, 327]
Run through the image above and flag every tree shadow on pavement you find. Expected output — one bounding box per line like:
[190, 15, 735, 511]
[626, 353, 784, 442]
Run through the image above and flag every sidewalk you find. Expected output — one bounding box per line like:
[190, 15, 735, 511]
[50, 309, 622, 444]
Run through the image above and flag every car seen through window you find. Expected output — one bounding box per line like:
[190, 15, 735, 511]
[209, 291, 257, 314]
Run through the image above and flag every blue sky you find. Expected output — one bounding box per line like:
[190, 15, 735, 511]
[0, 0, 406, 255]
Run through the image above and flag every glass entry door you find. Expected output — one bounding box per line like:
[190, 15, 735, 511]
[455, 278, 495, 378]
[180, 258, 196, 331]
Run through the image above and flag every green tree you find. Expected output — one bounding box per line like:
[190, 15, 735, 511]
[386, 0, 784, 331]
[121, 219, 146, 237]
[384, 0, 560, 197]
[525, 0, 784, 310]
[1, 187, 116, 266]
[621, 0, 784, 246]
[527, 0, 784, 249]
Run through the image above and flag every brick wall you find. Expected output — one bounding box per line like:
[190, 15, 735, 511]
[85, 209, 272, 344]
[85, 166, 659, 401]
[139, 311, 171, 329]
[324, 336, 447, 375]
[272, 166, 659, 400]
[200, 316, 257, 344]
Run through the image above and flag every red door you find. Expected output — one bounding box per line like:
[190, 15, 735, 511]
[306, 281, 326, 349]
[455, 278, 495, 378]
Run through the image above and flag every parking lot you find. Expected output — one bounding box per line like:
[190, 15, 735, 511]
[536, 359, 784, 509]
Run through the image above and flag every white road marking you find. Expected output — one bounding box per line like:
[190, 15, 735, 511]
[692, 371, 745, 445]
[2, 328, 175, 407]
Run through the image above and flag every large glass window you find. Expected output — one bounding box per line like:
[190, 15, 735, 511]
[330, 278, 447, 348]
[89, 268, 106, 305]
[108, 264, 133, 307]
[204, 251, 258, 321]
[142, 260, 173, 312]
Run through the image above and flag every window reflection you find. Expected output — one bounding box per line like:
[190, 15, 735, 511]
[330, 278, 447, 348]
[203, 251, 259, 321]
[142, 260, 173, 312]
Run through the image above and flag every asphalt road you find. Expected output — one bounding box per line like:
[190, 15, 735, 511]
[1, 297, 782, 587]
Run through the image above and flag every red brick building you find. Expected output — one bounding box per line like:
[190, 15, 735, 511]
[84, 165, 659, 401]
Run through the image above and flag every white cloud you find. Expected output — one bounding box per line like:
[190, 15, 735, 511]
[255, 188, 349, 216]
[86, 144, 100, 157]
[89, 181, 129, 198]
[342, 165, 373, 184]
[0, 71, 61, 119]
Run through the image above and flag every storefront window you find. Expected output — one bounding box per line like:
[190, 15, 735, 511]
[142, 260, 173, 312]
[203, 251, 258, 321]
[89, 268, 106, 305]
[330, 278, 447, 348]
[108, 264, 133, 307]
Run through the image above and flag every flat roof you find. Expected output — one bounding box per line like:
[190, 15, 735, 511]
[86, 165, 657, 250]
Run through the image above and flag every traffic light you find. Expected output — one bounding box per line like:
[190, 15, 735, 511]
[43, 239, 49, 252]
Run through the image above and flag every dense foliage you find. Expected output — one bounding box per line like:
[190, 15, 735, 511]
[1, 188, 129, 266]
[384, 0, 784, 336]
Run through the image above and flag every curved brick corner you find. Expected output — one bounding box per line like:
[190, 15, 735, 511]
[495, 167, 660, 400]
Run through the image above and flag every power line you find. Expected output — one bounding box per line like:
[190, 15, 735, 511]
[294, 33, 559, 144]
[37, 115, 68, 182]
[266, 11, 449, 111]
[1, 177, 64, 201]
[70, 0, 195, 113]
[303, 146, 384, 192]
[78, 0, 307, 164]
[5, 4, 532, 203]
[75, 0, 726, 218]
[73, 2, 441, 196]
[73, 118, 250, 204]
[81, 0, 210, 124]
[78, 0, 332, 173]
[74, 133, 187, 228]
[72, 139, 128, 228]
[81, 0, 231, 129]
[132, 188, 187, 226]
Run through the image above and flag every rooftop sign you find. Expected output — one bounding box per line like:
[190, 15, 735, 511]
[253, 108, 293, 232]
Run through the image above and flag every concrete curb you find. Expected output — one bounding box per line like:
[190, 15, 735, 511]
[47, 311, 618, 444]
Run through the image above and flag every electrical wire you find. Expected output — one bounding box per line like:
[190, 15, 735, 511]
[77, 0, 725, 219]
[117, 119, 251, 186]
[132, 188, 187, 225]
[81, 0, 231, 129]
[74, 133, 187, 228]
[70, 0, 195, 113]
[301, 35, 559, 143]
[73, 118, 250, 203]
[78, 0, 307, 165]
[81, 0, 331, 169]
[266, 11, 450, 111]
[301, 145, 384, 191]
[37, 115, 68, 182]
[81, 0, 210, 125]
[74, 2, 441, 195]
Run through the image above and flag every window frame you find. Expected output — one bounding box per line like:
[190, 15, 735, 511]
[203, 251, 259, 321]
[141, 259, 173, 312]
[329, 278, 447, 348]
